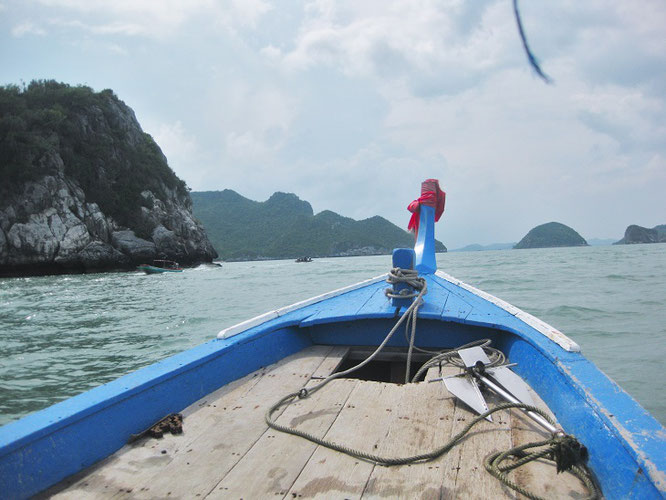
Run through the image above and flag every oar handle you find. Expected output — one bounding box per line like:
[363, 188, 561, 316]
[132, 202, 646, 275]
[479, 374, 560, 434]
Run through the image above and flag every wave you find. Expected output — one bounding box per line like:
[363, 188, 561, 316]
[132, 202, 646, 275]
[604, 274, 639, 281]
[546, 304, 613, 317]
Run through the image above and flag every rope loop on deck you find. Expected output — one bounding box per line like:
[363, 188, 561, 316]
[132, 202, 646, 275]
[484, 431, 599, 500]
[265, 266, 600, 499]
[267, 396, 599, 498]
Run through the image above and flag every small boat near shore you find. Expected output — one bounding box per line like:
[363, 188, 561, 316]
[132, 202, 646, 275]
[0, 179, 664, 499]
[137, 259, 183, 274]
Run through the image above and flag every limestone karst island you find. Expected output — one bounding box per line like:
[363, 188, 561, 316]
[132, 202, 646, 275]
[514, 222, 588, 249]
[0, 81, 217, 277]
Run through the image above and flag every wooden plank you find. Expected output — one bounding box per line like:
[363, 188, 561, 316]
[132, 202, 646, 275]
[46, 346, 587, 500]
[48, 345, 334, 499]
[208, 348, 355, 498]
[436, 365, 586, 498]
[361, 374, 458, 499]
[511, 388, 590, 498]
[129, 345, 334, 499]
[46, 362, 268, 499]
[434, 362, 514, 499]
[285, 381, 402, 499]
[449, 388, 515, 498]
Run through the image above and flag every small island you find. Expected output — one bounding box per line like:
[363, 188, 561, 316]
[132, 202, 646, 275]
[514, 222, 588, 250]
[614, 224, 666, 245]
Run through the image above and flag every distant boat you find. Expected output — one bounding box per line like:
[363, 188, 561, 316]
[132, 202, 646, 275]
[295, 256, 313, 262]
[0, 179, 664, 499]
[137, 260, 183, 274]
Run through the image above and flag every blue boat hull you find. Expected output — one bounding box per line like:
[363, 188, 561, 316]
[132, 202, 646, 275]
[0, 271, 664, 499]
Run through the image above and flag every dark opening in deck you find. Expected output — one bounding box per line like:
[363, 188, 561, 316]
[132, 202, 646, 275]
[333, 348, 435, 383]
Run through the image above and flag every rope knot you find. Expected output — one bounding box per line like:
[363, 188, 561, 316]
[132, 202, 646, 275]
[298, 388, 309, 399]
[551, 435, 588, 473]
[384, 267, 427, 300]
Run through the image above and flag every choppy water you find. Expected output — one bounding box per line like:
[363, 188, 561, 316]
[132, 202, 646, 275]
[1, 243, 664, 427]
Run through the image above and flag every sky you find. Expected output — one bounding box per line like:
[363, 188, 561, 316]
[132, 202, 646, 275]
[1, 1, 664, 249]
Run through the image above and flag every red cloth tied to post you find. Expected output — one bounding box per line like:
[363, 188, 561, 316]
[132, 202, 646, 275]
[407, 179, 446, 234]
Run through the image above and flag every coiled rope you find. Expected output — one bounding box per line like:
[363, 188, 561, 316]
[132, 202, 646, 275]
[485, 432, 599, 500]
[265, 268, 599, 499]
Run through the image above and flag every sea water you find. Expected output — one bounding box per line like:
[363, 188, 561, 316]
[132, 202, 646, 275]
[0, 243, 664, 427]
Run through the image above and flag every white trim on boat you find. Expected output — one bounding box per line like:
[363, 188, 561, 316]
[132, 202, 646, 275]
[217, 274, 389, 339]
[435, 270, 581, 353]
[217, 270, 580, 353]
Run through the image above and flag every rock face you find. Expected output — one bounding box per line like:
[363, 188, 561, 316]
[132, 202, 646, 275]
[514, 222, 588, 250]
[0, 163, 217, 276]
[614, 224, 666, 245]
[0, 81, 216, 276]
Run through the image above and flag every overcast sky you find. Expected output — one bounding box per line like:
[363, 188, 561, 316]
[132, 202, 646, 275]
[1, 1, 664, 248]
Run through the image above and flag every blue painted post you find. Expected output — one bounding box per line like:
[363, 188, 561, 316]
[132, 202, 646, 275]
[391, 248, 416, 309]
[414, 204, 437, 274]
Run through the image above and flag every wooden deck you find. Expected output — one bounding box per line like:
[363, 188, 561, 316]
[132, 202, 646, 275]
[43, 345, 588, 499]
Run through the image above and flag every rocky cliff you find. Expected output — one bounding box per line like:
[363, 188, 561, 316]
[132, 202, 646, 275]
[0, 81, 216, 276]
[614, 224, 666, 245]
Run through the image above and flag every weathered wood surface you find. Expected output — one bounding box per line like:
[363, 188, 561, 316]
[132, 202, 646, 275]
[46, 347, 588, 499]
[46, 345, 343, 499]
[511, 386, 590, 498]
[209, 346, 355, 498]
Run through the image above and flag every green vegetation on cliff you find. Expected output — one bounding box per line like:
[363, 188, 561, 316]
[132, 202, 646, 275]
[0, 80, 187, 232]
[191, 190, 446, 260]
[514, 222, 588, 249]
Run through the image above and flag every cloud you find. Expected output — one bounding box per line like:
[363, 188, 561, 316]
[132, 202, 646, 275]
[225, 0, 272, 29]
[46, 18, 146, 36]
[11, 21, 46, 37]
[512, 1, 666, 92]
[151, 120, 197, 162]
[29, 0, 272, 39]
[276, 0, 518, 97]
[222, 85, 296, 162]
[575, 88, 666, 154]
[221, 1, 665, 244]
[3, 0, 664, 246]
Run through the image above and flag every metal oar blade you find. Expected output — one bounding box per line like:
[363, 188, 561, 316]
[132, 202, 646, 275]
[457, 346, 534, 406]
[486, 366, 535, 407]
[443, 376, 492, 422]
[442, 345, 559, 435]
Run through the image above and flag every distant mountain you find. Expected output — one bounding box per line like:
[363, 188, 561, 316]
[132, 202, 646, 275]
[191, 190, 446, 261]
[587, 238, 616, 246]
[614, 224, 666, 245]
[514, 222, 588, 249]
[451, 242, 516, 252]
